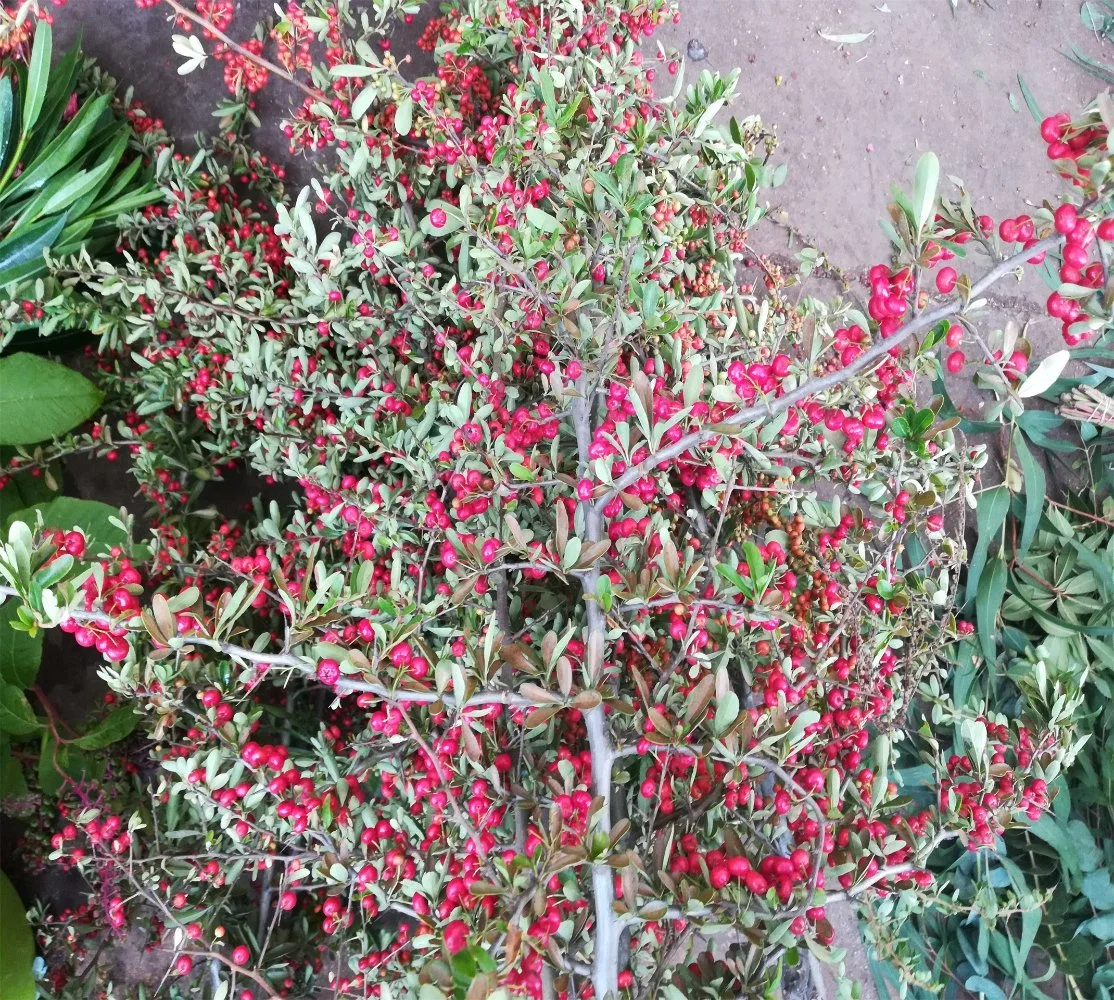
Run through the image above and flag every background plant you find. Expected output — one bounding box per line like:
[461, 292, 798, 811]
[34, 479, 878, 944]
[0, 12, 161, 344]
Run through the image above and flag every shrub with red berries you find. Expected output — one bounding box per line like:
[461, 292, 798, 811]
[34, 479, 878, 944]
[1, 0, 1111, 997]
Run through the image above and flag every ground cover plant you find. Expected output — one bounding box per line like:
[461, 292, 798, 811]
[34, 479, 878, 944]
[0, 1, 1112, 998]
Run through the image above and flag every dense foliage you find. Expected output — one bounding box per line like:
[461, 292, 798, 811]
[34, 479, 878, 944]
[0, 11, 159, 341]
[0, 1, 1112, 998]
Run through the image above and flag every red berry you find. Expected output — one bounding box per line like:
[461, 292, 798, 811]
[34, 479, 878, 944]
[1053, 203, 1078, 235]
[317, 658, 341, 686]
[62, 531, 86, 556]
[935, 267, 957, 294]
[444, 919, 468, 954]
[175, 956, 194, 976]
[946, 350, 965, 374]
[231, 945, 250, 965]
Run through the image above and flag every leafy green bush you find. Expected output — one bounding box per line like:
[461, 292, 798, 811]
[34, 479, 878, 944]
[864, 352, 1114, 997]
[0, 18, 159, 341]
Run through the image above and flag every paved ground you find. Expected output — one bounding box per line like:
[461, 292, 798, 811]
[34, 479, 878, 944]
[46, 1, 1112, 996]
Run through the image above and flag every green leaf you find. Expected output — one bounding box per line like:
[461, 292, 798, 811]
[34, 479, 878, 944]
[6, 497, 128, 557]
[524, 205, 559, 233]
[0, 211, 67, 288]
[1, 92, 112, 204]
[0, 602, 42, 689]
[976, 557, 1007, 661]
[713, 690, 740, 735]
[912, 152, 939, 231]
[393, 96, 413, 136]
[1012, 429, 1044, 558]
[1079, 913, 1114, 940]
[965, 485, 1009, 606]
[0, 872, 35, 1000]
[0, 683, 39, 736]
[1016, 74, 1044, 123]
[37, 731, 99, 795]
[0, 740, 28, 798]
[1082, 869, 1114, 911]
[350, 84, 377, 122]
[72, 706, 138, 750]
[20, 20, 52, 136]
[964, 976, 1006, 1000]
[0, 76, 12, 175]
[0, 354, 103, 445]
[595, 574, 613, 613]
[0, 447, 60, 528]
[641, 281, 660, 327]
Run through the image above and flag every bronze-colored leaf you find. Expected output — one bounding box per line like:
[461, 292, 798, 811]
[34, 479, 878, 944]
[500, 643, 536, 673]
[557, 656, 573, 696]
[151, 594, 175, 642]
[347, 648, 373, 672]
[520, 683, 563, 705]
[141, 608, 169, 645]
[525, 704, 561, 729]
[468, 881, 505, 897]
[541, 631, 558, 668]
[461, 725, 482, 761]
[661, 534, 680, 580]
[555, 501, 569, 558]
[631, 665, 651, 708]
[504, 924, 523, 968]
[452, 575, 477, 604]
[548, 803, 563, 842]
[571, 689, 602, 711]
[575, 540, 612, 568]
[585, 629, 604, 685]
[466, 973, 492, 1000]
[685, 674, 716, 725]
[646, 706, 672, 737]
[504, 513, 528, 549]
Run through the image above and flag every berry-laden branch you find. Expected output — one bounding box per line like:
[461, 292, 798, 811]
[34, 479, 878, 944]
[0, 585, 547, 709]
[570, 377, 621, 1000]
[160, 0, 321, 100]
[598, 233, 1065, 505]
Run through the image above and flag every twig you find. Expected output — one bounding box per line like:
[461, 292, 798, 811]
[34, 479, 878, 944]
[570, 375, 621, 999]
[160, 0, 320, 100]
[598, 235, 1064, 504]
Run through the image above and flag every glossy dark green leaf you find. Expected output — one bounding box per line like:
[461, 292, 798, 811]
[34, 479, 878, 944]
[72, 707, 138, 750]
[0, 872, 35, 1000]
[6, 497, 128, 557]
[0, 92, 111, 204]
[0, 211, 66, 288]
[0, 354, 102, 444]
[20, 20, 52, 136]
[22, 37, 82, 164]
[966, 485, 1009, 607]
[977, 557, 1007, 661]
[0, 76, 12, 176]
[0, 601, 42, 690]
[1012, 428, 1045, 558]
[0, 683, 39, 736]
